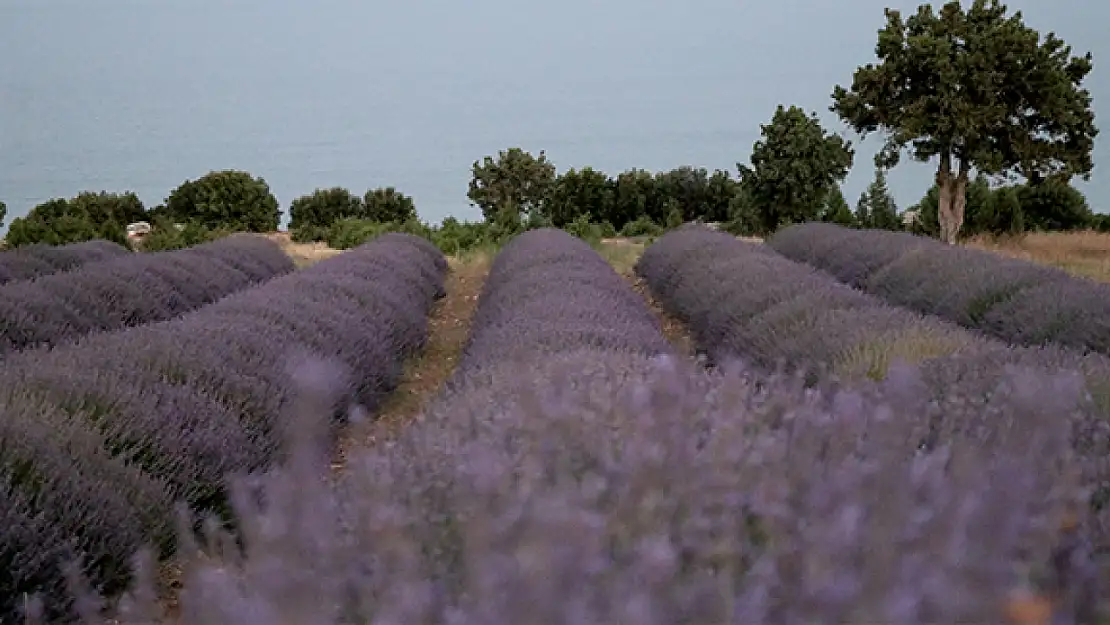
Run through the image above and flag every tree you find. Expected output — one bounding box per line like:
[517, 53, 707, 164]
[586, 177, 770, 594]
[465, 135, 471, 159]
[704, 169, 741, 223]
[364, 187, 417, 223]
[861, 168, 900, 230]
[981, 185, 1025, 236]
[467, 148, 556, 229]
[820, 186, 855, 226]
[164, 170, 280, 232]
[832, 0, 1097, 243]
[547, 167, 612, 227]
[4, 192, 143, 247]
[854, 192, 870, 228]
[722, 186, 761, 236]
[289, 187, 364, 234]
[69, 191, 147, 227]
[607, 169, 659, 229]
[1016, 178, 1092, 231]
[909, 175, 992, 238]
[0, 200, 6, 230]
[738, 104, 854, 234]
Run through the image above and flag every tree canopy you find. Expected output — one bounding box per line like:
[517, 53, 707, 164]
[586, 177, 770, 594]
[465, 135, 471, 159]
[289, 187, 364, 233]
[820, 186, 855, 226]
[738, 105, 854, 234]
[364, 187, 417, 224]
[546, 167, 612, 228]
[468, 148, 556, 230]
[4, 191, 144, 247]
[832, 0, 1097, 242]
[859, 168, 900, 231]
[163, 170, 281, 233]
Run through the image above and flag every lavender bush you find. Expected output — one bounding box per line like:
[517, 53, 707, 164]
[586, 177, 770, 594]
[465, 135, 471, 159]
[767, 222, 1110, 355]
[0, 233, 446, 622]
[456, 228, 672, 376]
[636, 225, 987, 378]
[0, 239, 130, 285]
[0, 235, 295, 356]
[84, 348, 1107, 624]
[766, 222, 932, 287]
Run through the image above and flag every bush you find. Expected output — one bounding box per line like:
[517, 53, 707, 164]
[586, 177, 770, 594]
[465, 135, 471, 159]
[636, 225, 985, 378]
[139, 219, 231, 252]
[86, 343, 1109, 624]
[428, 217, 492, 255]
[288, 187, 364, 238]
[561, 213, 607, 244]
[1017, 178, 1093, 231]
[768, 222, 1110, 355]
[164, 170, 280, 233]
[363, 187, 417, 224]
[5, 192, 146, 247]
[323, 218, 423, 250]
[546, 166, 613, 227]
[457, 228, 671, 375]
[767, 221, 932, 288]
[0, 235, 293, 355]
[0, 240, 130, 285]
[0, 233, 446, 621]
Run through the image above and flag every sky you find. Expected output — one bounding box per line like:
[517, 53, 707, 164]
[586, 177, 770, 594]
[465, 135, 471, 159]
[1, 0, 1107, 225]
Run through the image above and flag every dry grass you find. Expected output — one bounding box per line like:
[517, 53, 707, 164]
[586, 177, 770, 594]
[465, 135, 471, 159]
[966, 230, 1110, 282]
[263, 231, 343, 267]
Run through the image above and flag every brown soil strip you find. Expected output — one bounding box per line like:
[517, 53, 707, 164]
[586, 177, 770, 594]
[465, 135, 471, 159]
[337, 252, 491, 458]
[628, 274, 696, 357]
[148, 251, 490, 624]
[598, 241, 695, 357]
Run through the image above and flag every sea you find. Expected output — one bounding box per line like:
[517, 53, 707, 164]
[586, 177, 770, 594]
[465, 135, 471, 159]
[2, 0, 1107, 230]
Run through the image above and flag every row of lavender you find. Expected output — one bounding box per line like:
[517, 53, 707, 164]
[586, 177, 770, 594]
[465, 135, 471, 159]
[0, 235, 295, 356]
[635, 224, 1110, 427]
[454, 227, 672, 375]
[92, 228, 1103, 624]
[768, 222, 1110, 355]
[0, 239, 131, 285]
[637, 226, 1109, 615]
[0, 233, 447, 622]
[635, 224, 993, 377]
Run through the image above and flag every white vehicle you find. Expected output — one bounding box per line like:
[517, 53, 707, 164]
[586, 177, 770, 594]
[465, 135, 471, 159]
[125, 221, 152, 240]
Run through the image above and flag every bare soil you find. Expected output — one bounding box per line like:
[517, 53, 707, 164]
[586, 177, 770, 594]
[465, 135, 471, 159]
[337, 252, 492, 459]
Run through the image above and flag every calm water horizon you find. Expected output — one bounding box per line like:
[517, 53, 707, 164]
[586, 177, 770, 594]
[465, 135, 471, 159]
[3, 0, 1108, 230]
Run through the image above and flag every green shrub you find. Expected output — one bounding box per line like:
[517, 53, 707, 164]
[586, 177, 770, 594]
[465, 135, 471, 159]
[619, 215, 664, 238]
[290, 224, 330, 243]
[164, 170, 280, 233]
[140, 219, 230, 252]
[429, 217, 491, 256]
[289, 188, 364, 237]
[5, 192, 144, 247]
[364, 187, 417, 223]
[325, 218, 430, 251]
[562, 214, 605, 244]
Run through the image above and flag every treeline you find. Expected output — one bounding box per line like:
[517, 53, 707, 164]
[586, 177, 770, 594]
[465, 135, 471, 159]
[0, 139, 1101, 257]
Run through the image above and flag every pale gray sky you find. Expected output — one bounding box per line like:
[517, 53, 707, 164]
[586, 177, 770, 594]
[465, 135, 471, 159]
[1, 0, 1105, 223]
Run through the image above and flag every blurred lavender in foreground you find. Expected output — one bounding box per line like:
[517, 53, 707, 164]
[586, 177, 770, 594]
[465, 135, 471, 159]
[80, 349, 1106, 625]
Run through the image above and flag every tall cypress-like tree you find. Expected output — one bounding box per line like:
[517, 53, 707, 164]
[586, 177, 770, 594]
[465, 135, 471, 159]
[863, 168, 900, 230]
[820, 186, 855, 226]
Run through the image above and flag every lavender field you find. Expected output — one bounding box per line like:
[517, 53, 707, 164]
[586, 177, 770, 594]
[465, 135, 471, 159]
[2, 227, 1109, 624]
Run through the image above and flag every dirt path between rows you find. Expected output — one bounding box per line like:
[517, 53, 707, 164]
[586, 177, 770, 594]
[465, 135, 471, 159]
[337, 253, 491, 460]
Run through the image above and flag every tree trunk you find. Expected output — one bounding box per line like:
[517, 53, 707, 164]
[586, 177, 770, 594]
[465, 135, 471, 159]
[935, 154, 969, 244]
